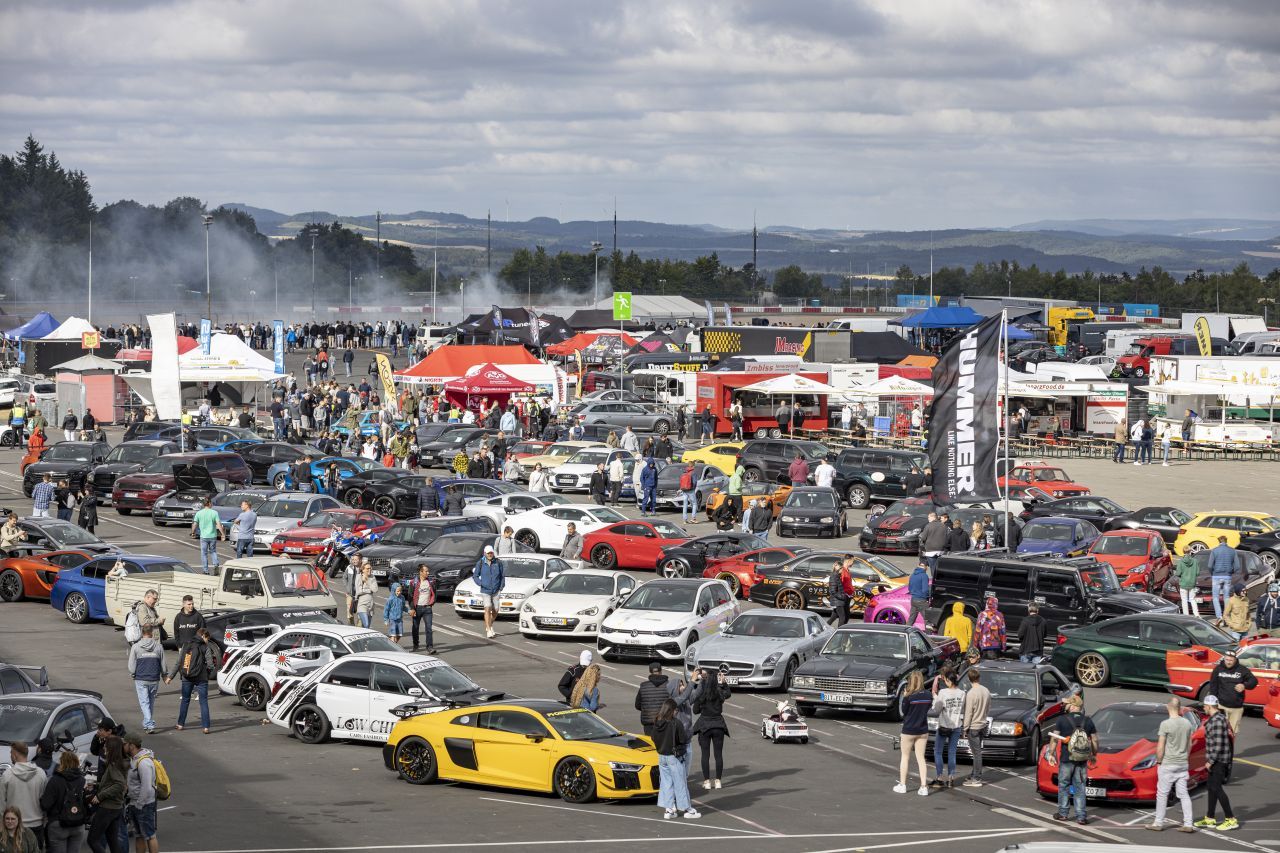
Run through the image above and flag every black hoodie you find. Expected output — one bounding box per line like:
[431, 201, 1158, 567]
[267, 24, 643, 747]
[1017, 613, 1048, 656]
[651, 718, 689, 756]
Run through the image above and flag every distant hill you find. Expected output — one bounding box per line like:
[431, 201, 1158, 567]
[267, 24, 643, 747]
[1010, 218, 1280, 242]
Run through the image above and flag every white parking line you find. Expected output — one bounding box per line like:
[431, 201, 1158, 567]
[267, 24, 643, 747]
[801, 829, 1041, 853]
[476, 796, 766, 834]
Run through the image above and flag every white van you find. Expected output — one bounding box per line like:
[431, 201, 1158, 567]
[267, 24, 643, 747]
[1230, 331, 1280, 355]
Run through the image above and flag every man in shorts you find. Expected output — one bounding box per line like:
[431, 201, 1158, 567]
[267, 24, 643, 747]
[123, 732, 160, 853]
[473, 545, 505, 639]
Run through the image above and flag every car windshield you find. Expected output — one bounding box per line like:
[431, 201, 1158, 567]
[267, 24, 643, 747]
[441, 432, 476, 445]
[543, 573, 614, 595]
[409, 660, 480, 696]
[1092, 705, 1163, 743]
[1079, 566, 1121, 593]
[215, 491, 267, 509]
[1097, 498, 1126, 513]
[423, 537, 485, 558]
[821, 630, 907, 659]
[971, 672, 1038, 700]
[785, 491, 837, 509]
[511, 442, 546, 454]
[1032, 469, 1070, 482]
[877, 501, 935, 520]
[621, 584, 696, 612]
[863, 555, 908, 578]
[1023, 522, 1076, 542]
[1092, 536, 1148, 556]
[566, 450, 611, 466]
[256, 499, 314, 519]
[726, 613, 805, 638]
[498, 558, 548, 579]
[0, 702, 51, 743]
[543, 707, 622, 741]
[105, 445, 159, 464]
[303, 511, 352, 529]
[43, 524, 102, 546]
[259, 563, 328, 596]
[346, 633, 401, 654]
[1264, 517, 1280, 530]
[795, 442, 831, 461]
[649, 521, 688, 539]
[380, 525, 441, 546]
[547, 444, 589, 456]
[39, 445, 93, 462]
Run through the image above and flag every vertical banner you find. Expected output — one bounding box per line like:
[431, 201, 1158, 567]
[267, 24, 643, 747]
[273, 320, 285, 374]
[199, 318, 212, 354]
[928, 314, 1004, 504]
[723, 303, 734, 326]
[375, 353, 398, 414]
[147, 312, 183, 421]
[1193, 316, 1212, 357]
[491, 305, 504, 343]
[704, 300, 714, 327]
[527, 309, 541, 349]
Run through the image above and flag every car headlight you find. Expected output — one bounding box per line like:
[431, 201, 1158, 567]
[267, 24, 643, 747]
[901, 530, 919, 539]
[781, 515, 797, 523]
[437, 569, 459, 578]
[522, 602, 535, 613]
[792, 675, 815, 688]
[864, 680, 888, 694]
[861, 525, 872, 535]
[655, 629, 684, 637]
[762, 652, 782, 667]
[577, 605, 599, 616]
[1053, 490, 1065, 498]
[599, 625, 616, 634]
[1128, 563, 1148, 574]
[988, 721, 1024, 737]
[685, 648, 697, 665]
[609, 761, 643, 772]
[273, 534, 286, 544]
[819, 516, 835, 523]
[1131, 755, 1157, 771]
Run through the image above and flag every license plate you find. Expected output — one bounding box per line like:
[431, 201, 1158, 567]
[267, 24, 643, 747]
[957, 738, 969, 749]
[723, 676, 740, 685]
[468, 598, 482, 607]
[542, 617, 568, 626]
[1085, 786, 1106, 798]
[124, 491, 138, 498]
[165, 511, 184, 518]
[285, 546, 302, 553]
[820, 692, 853, 703]
[372, 569, 386, 577]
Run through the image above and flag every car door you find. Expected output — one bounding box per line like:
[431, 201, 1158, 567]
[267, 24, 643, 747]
[1133, 620, 1193, 685]
[1036, 668, 1071, 728]
[471, 709, 556, 789]
[804, 614, 830, 658]
[1234, 645, 1280, 705]
[315, 658, 372, 734]
[613, 573, 636, 608]
[1031, 567, 1083, 636]
[616, 522, 663, 567]
[707, 580, 737, 627]
[367, 663, 424, 740]
[47, 703, 95, 755]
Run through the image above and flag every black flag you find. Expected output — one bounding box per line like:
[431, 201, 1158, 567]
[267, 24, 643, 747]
[928, 314, 1003, 504]
[527, 308, 541, 349]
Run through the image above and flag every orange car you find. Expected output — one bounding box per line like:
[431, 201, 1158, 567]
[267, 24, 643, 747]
[997, 463, 1089, 499]
[1265, 682, 1280, 732]
[1166, 636, 1280, 706]
[705, 482, 792, 521]
[0, 547, 94, 602]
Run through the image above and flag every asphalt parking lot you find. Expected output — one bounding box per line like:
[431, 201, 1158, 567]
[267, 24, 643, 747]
[3, 430, 1280, 853]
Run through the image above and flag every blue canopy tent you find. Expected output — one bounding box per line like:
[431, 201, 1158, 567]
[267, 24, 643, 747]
[895, 305, 985, 329]
[4, 312, 59, 340]
[1006, 324, 1035, 341]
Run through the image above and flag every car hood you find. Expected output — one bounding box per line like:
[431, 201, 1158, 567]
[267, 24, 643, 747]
[358, 543, 423, 560]
[173, 464, 219, 493]
[1092, 554, 1146, 570]
[1016, 539, 1075, 554]
[455, 576, 544, 596]
[93, 462, 144, 476]
[255, 517, 302, 534]
[28, 460, 93, 474]
[603, 609, 695, 631]
[1238, 531, 1280, 550]
[797, 655, 905, 679]
[526, 590, 613, 614]
[692, 634, 801, 660]
[868, 516, 926, 534]
[986, 697, 1037, 721]
[1093, 590, 1176, 613]
[283, 527, 331, 541]
[115, 472, 175, 488]
[779, 507, 840, 518]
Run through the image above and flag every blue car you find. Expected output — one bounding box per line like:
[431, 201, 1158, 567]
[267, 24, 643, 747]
[191, 426, 260, 451]
[207, 437, 262, 454]
[1015, 516, 1101, 557]
[332, 411, 408, 438]
[265, 455, 381, 491]
[50, 554, 200, 624]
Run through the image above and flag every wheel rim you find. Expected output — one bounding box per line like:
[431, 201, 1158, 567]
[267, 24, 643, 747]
[373, 498, 396, 516]
[744, 468, 761, 483]
[345, 489, 363, 507]
[776, 589, 803, 609]
[555, 759, 592, 800]
[239, 677, 266, 710]
[1260, 552, 1278, 571]
[875, 608, 905, 624]
[592, 545, 616, 569]
[293, 709, 322, 740]
[274, 474, 289, 489]
[1187, 542, 1206, 554]
[65, 593, 86, 622]
[396, 738, 435, 783]
[716, 572, 741, 597]
[1076, 653, 1107, 686]
[655, 421, 669, 435]
[847, 486, 869, 508]
[517, 531, 539, 550]
[0, 571, 21, 602]
[660, 559, 687, 578]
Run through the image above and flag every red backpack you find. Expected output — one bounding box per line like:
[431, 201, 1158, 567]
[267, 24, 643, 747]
[679, 470, 694, 491]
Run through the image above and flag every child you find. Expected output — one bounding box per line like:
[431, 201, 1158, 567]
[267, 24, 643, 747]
[383, 581, 408, 645]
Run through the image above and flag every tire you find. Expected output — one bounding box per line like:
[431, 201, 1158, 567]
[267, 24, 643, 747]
[781, 656, 798, 690]
[0, 432, 13, 447]
[0, 569, 24, 603]
[1021, 726, 1042, 766]
[272, 472, 290, 490]
[653, 420, 670, 436]
[1134, 367, 1146, 378]
[591, 544, 617, 569]
[1186, 541, 1207, 555]
[237, 675, 270, 712]
[516, 530, 540, 551]
[885, 685, 906, 722]
[553, 757, 597, 803]
[343, 488, 363, 507]
[292, 703, 331, 744]
[1074, 652, 1110, 687]
[796, 702, 816, 717]
[372, 496, 398, 517]
[1259, 550, 1278, 572]
[117, 508, 132, 516]
[753, 428, 767, 439]
[63, 592, 89, 624]
[769, 428, 782, 439]
[716, 571, 742, 598]
[742, 467, 763, 483]
[659, 558, 689, 578]
[394, 736, 439, 785]
[774, 589, 804, 609]
[846, 484, 871, 509]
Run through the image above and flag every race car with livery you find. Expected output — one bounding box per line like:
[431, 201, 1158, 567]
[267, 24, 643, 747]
[701, 546, 811, 599]
[748, 550, 908, 614]
[1165, 636, 1280, 707]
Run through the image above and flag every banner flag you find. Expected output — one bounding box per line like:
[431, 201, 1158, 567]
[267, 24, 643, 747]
[928, 313, 1004, 504]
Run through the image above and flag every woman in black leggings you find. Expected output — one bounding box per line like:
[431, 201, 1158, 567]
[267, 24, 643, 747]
[692, 668, 732, 789]
[87, 735, 127, 853]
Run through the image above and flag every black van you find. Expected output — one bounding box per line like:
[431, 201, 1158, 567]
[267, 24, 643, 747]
[927, 551, 1175, 645]
[356, 516, 498, 583]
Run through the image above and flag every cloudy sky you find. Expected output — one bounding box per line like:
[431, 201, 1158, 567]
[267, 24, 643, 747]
[1, 0, 1276, 230]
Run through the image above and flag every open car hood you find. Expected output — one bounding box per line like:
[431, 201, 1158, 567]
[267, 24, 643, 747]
[173, 464, 218, 493]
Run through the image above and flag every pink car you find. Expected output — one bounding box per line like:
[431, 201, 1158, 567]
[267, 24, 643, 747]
[862, 584, 927, 629]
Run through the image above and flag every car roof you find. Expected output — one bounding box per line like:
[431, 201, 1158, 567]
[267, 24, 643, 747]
[964, 659, 1045, 673]
[1025, 516, 1085, 526]
[553, 567, 626, 578]
[118, 440, 177, 447]
[337, 650, 444, 664]
[640, 578, 714, 588]
[736, 608, 810, 619]
[5, 692, 98, 708]
[1191, 510, 1271, 518]
[787, 486, 838, 494]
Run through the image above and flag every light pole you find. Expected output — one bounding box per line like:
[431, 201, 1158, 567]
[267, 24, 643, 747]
[310, 232, 317, 318]
[249, 290, 257, 318]
[590, 241, 603, 304]
[202, 214, 213, 320]
[459, 278, 467, 319]
[658, 278, 667, 295]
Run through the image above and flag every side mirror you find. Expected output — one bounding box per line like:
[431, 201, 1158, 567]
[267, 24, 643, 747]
[697, 605, 709, 617]
[524, 733, 544, 743]
[407, 687, 423, 697]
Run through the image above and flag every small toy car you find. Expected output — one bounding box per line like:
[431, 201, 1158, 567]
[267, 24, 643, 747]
[761, 701, 809, 743]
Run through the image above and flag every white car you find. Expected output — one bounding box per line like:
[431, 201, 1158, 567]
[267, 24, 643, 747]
[461, 491, 570, 529]
[506, 504, 628, 552]
[1076, 355, 1118, 375]
[215, 622, 401, 711]
[520, 568, 638, 638]
[265, 650, 500, 745]
[250, 493, 344, 550]
[452, 553, 574, 618]
[547, 447, 636, 492]
[597, 578, 739, 662]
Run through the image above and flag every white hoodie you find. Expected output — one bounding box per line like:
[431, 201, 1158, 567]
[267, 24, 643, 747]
[2, 760, 48, 827]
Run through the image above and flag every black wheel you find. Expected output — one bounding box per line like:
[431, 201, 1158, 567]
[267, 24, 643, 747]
[343, 488, 363, 507]
[1021, 726, 1042, 766]
[796, 702, 816, 717]
[117, 508, 132, 516]
[292, 703, 331, 744]
[63, 592, 89, 624]
[0, 569, 24, 603]
[0, 432, 14, 447]
[272, 472, 290, 490]
[800, 737, 809, 744]
[659, 558, 689, 578]
[846, 484, 870, 509]
[553, 757, 597, 803]
[781, 657, 798, 690]
[775, 589, 804, 609]
[591, 544, 617, 569]
[372, 496, 398, 517]
[1074, 652, 1110, 687]
[715, 571, 742, 598]
[394, 736, 438, 784]
[743, 467, 763, 483]
[686, 631, 698, 648]
[516, 530, 540, 550]
[237, 675, 270, 712]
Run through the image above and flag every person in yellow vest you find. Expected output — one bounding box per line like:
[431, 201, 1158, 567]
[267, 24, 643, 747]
[8, 403, 26, 444]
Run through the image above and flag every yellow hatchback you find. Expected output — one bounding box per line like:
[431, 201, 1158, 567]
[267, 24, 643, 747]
[679, 441, 744, 475]
[1172, 510, 1280, 555]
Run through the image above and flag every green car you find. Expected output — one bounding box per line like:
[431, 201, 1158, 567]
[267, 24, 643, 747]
[1049, 614, 1236, 689]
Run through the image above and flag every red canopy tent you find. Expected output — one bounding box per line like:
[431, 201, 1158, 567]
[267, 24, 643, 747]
[546, 331, 637, 357]
[116, 336, 200, 361]
[396, 344, 540, 385]
[443, 363, 536, 406]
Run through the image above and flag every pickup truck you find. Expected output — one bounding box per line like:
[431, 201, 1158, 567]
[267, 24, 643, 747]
[788, 623, 961, 719]
[105, 557, 339, 629]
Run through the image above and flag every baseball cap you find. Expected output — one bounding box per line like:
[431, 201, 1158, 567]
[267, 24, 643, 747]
[95, 717, 116, 732]
[122, 732, 143, 747]
[1269, 582, 1279, 593]
[1203, 694, 1220, 706]
[483, 545, 495, 554]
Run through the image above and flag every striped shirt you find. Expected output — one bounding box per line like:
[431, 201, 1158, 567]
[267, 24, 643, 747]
[31, 481, 56, 510]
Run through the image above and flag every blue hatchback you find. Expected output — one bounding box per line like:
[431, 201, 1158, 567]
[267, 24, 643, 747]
[50, 554, 200, 624]
[1015, 516, 1101, 557]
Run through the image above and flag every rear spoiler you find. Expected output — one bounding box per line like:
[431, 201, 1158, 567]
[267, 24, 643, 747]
[10, 665, 49, 690]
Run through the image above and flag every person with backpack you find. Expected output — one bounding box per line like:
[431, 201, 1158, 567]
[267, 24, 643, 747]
[677, 463, 697, 523]
[127, 626, 165, 735]
[1049, 693, 1097, 825]
[558, 651, 592, 704]
[122, 734, 161, 853]
[40, 751, 88, 853]
[164, 628, 219, 734]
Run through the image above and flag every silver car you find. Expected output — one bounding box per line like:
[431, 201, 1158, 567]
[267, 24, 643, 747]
[574, 401, 674, 435]
[250, 493, 344, 551]
[685, 608, 833, 690]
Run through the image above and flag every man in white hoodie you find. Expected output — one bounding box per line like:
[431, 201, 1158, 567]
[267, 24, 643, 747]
[1, 741, 47, 838]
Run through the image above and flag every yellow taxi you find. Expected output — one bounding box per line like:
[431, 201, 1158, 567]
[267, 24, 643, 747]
[680, 441, 744, 475]
[1172, 510, 1280, 555]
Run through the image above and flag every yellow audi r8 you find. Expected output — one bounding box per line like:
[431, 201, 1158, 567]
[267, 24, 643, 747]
[383, 700, 659, 803]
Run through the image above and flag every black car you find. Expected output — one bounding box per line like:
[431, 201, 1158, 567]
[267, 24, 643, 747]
[1020, 495, 1130, 527]
[122, 420, 181, 443]
[237, 442, 311, 484]
[90, 439, 180, 495]
[355, 517, 498, 582]
[656, 532, 767, 578]
[150, 465, 223, 526]
[1237, 529, 1280, 573]
[748, 550, 906, 613]
[737, 439, 832, 484]
[203, 605, 341, 650]
[389, 531, 533, 593]
[360, 477, 521, 520]
[830, 447, 928, 509]
[924, 661, 1076, 764]
[858, 497, 939, 554]
[339, 468, 406, 507]
[16, 518, 119, 555]
[418, 427, 498, 468]
[776, 487, 846, 538]
[414, 422, 470, 446]
[1106, 506, 1192, 546]
[22, 441, 111, 496]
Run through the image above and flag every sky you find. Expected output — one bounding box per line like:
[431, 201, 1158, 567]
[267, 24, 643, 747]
[1, 0, 1277, 231]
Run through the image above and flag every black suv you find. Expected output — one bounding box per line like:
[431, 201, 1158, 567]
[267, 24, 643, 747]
[736, 439, 831, 484]
[22, 440, 111, 496]
[927, 551, 1176, 643]
[236, 442, 310, 484]
[831, 447, 928, 509]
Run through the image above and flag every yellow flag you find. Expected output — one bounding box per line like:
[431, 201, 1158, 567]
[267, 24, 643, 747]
[375, 353, 398, 413]
[1192, 317, 1212, 357]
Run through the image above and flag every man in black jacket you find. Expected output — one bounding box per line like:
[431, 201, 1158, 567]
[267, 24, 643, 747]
[443, 486, 467, 517]
[417, 478, 440, 517]
[558, 651, 592, 704]
[1017, 603, 1048, 663]
[172, 596, 206, 648]
[589, 463, 608, 506]
[294, 455, 314, 492]
[1208, 649, 1257, 734]
[635, 662, 692, 736]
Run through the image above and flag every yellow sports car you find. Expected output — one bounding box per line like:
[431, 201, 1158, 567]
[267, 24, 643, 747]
[679, 441, 744, 475]
[384, 700, 659, 803]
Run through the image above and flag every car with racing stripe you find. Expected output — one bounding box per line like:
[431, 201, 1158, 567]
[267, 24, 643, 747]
[748, 550, 909, 614]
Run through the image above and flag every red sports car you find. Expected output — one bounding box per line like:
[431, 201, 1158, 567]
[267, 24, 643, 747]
[1264, 683, 1280, 731]
[0, 547, 94, 602]
[998, 464, 1090, 499]
[582, 519, 691, 571]
[1036, 701, 1208, 803]
[1166, 637, 1280, 706]
[508, 440, 551, 460]
[701, 546, 810, 598]
[269, 508, 393, 557]
[1087, 529, 1172, 592]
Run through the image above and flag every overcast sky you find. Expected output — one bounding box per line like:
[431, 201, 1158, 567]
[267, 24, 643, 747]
[2, 0, 1276, 231]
